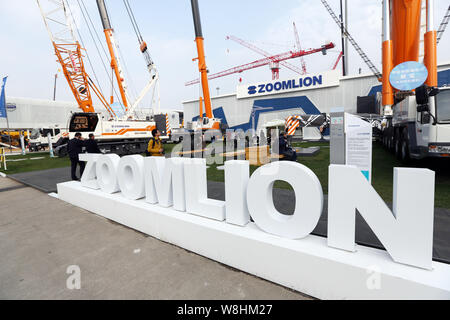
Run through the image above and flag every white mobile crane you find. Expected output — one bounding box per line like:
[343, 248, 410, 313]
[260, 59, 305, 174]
[36, 0, 163, 156]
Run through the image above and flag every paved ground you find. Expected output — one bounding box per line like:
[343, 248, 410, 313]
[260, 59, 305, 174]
[0, 177, 311, 300]
[9, 167, 71, 193]
[10, 167, 450, 263]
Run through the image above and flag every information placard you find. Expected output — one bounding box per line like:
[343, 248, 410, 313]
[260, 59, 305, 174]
[344, 113, 372, 182]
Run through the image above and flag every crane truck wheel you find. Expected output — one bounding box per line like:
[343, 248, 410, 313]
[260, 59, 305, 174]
[394, 136, 402, 159]
[400, 132, 411, 163]
[55, 144, 68, 158]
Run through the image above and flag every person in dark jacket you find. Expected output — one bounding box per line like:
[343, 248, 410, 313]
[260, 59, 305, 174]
[278, 132, 297, 161]
[85, 134, 101, 154]
[68, 132, 85, 181]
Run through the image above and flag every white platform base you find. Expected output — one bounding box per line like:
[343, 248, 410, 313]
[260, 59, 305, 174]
[57, 181, 450, 300]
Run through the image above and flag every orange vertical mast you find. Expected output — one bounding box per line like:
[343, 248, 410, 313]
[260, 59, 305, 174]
[391, 0, 422, 66]
[191, 0, 213, 119]
[96, 0, 129, 111]
[382, 0, 438, 114]
[424, 0, 438, 86]
[382, 0, 395, 108]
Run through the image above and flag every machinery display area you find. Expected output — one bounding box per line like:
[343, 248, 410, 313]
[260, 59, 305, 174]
[183, 64, 450, 139]
[1, 0, 450, 304]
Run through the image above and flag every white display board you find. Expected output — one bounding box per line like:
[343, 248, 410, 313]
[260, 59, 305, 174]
[345, 113, 373, 182]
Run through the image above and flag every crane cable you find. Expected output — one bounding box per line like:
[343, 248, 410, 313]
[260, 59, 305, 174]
[68, 0, 122, 111]
[65, 0, 107, 106]
[437, 5, 450, 45]
[123, 0, 144, 43]
[104, 0, 139, 105]
[78, 0, 110, 65]
[123, 0, 158, 114]
[123, 0, 155, 68]
[76, 0, 124, 111]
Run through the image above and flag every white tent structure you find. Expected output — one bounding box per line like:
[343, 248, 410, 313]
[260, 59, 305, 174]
[0, 97, 103, 130]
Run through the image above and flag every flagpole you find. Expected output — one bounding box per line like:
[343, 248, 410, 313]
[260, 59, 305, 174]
[6, 106, 11, 152]
[0, 77, 11, 152]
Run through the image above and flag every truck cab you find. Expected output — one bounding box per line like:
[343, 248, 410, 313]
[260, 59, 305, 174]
[68, 112, 101, 139]
[29, 126, 68, 152]
[383, 86, 450, 160]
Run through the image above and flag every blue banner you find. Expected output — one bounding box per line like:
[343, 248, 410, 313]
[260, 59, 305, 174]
[0, 77, 7, 118]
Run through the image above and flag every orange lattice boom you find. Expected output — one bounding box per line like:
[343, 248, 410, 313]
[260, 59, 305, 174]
[53, 43, 95, 113]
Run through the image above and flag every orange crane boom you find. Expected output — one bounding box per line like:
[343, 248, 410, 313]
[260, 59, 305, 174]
[190, 0, 213, 119]
[54, 43, 95, 113]
[96, 0, 129, 111]
[36, 0, 116, 118]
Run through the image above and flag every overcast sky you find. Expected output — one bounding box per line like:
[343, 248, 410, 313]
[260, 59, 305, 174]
[0, 0, 449, 111]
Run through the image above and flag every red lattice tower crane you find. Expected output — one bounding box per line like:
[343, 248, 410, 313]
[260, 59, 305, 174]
[332, 51, 344, 70]
[293, 22, 308, 75]
[226, 35, 305, 80]
[186, 42, 335, 86]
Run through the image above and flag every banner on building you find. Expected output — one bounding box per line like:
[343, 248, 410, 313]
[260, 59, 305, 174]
[237, 70, 340, 99]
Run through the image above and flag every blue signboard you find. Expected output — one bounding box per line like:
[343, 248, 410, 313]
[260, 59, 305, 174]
[0, 77, 7, 119]
[389, 61, 428, 91]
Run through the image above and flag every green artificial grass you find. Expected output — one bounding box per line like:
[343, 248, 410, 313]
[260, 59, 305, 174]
[206, 141, 450, 209]
[0, 152, 71, 175]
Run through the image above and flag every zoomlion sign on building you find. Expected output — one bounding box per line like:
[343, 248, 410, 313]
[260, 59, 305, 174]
[236, 70, 340, 99]
[57, 154, 450, 299]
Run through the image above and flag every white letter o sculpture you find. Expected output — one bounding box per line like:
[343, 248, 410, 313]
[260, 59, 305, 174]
[246, 162, 323, 239]
[96, 154, 121, 194]
[117, 155, 145, 200]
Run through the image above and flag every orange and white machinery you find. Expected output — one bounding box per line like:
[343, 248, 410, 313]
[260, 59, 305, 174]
[380, 0, 450, 160]
[285, 114, 330, 139]
[36, 0, 159, 156]
[29, 127, 68, 151]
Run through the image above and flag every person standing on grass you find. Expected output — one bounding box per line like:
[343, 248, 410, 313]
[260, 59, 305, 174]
[85, 133, 101, 154]
[278, 132, 298, 162]
[68, 132, 85, 181]
[147, 129, 164, 157]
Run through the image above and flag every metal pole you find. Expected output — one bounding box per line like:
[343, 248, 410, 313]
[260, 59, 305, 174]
[53, 73, 57, 101]
[1, 147, 6, 170]
[344, 0, 349, 75]
[5, 109, 11, 152]
[20, 133, 26, 155]
[47, 132, 55, 158]
[252, 111, 255, 132]
[340, 0, 347, 76]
